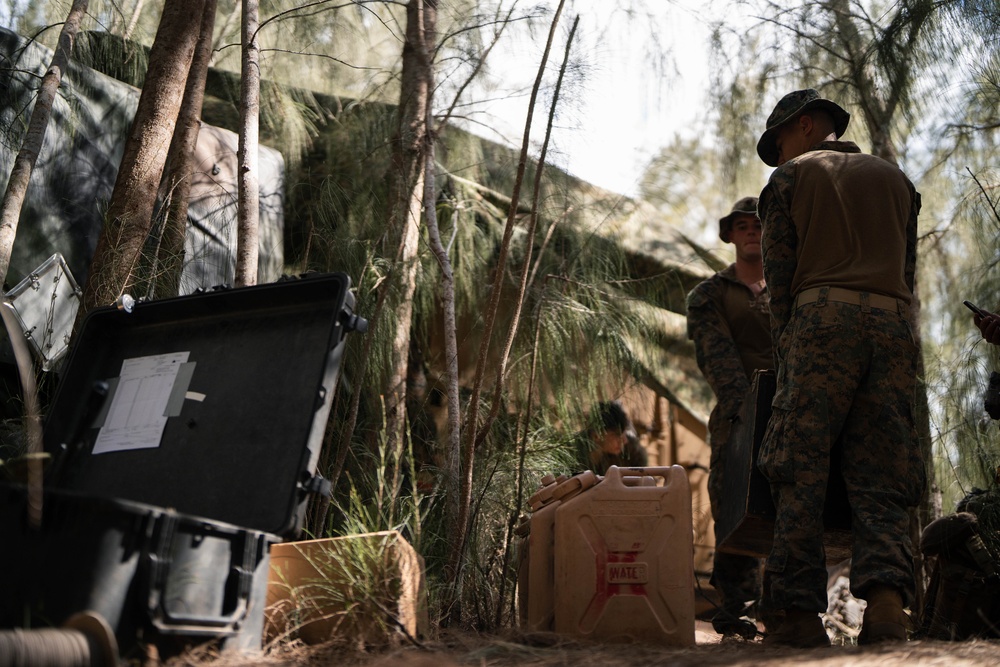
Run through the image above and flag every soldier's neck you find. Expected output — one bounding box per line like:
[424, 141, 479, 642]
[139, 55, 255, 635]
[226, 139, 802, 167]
[735, 259, 764, 294]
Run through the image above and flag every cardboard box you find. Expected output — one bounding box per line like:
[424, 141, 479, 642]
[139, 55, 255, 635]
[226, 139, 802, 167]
[265, 531, 428, 645]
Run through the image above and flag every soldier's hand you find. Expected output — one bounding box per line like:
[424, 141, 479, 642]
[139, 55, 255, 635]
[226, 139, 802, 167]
[975, 311, 1000, 345]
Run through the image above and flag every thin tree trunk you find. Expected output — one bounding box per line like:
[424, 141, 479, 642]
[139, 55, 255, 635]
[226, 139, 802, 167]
[321, 0, 436, 526]
[123, 0, 147, 42]
[235, 0, 260, 287]
[487, 15, 578, 627]
[447, 0, 567, 607]
[155, 0, 217, 299]
[423, 8, 518, 623]
[382, 0, 436, 464]
[0, 0, 88, 288]
[424, 108, 463, 616]
[478, 15, 578, 445]
[78, 0, 206, 325]
[498, 292, 545, 626]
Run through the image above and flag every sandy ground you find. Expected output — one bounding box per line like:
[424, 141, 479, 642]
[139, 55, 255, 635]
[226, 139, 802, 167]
[171, 622, 1000, 667]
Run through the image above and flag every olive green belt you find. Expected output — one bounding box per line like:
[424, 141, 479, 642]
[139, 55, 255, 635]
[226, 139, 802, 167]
[795, 286, 907, 315]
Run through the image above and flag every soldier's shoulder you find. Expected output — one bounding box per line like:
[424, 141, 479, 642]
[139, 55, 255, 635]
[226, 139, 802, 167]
[687, 270, 730, 310]
[762, 165, 798, 205]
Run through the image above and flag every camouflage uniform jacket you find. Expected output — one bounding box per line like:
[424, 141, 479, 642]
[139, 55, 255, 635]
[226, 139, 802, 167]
[686, 264, 773, 445]
[758, 140, 919, 354]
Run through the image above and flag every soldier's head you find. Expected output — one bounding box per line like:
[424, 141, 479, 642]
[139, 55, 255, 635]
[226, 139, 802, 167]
[719, 196, 759, 243]
[589, 401, 636, 456]
[756, 89, 850, 167]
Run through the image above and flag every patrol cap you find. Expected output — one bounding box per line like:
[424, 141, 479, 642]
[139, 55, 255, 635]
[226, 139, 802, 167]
[719, 196, 759, 242]
[756, 88, 851, 167]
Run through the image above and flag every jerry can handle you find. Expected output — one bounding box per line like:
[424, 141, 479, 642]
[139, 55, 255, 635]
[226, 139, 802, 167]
[605, 465, 688, 489]
[551, 470, 599, 502]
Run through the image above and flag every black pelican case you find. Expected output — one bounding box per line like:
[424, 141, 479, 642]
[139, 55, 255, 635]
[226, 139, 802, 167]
[0, 272, 364, 657]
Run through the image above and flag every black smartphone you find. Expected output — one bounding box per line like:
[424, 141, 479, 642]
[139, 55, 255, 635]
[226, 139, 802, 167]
[964, 300, 988, 317]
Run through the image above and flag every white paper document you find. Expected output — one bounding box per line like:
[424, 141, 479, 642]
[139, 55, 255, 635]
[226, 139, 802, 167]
[93, 351, 191, 454]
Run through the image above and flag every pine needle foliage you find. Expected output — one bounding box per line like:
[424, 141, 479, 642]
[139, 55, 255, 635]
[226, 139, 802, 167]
[908, 2, 1000, 511]
[925, 165, 1000, 510]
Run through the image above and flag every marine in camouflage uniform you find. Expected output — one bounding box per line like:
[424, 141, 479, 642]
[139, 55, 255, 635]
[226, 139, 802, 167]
[755, 89, 924, 646]
[687, 197, 772, 635]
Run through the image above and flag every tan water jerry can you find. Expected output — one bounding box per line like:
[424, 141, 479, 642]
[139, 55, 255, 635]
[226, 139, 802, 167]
[553, 465, 695, 646]
[525, 471, 599, 631]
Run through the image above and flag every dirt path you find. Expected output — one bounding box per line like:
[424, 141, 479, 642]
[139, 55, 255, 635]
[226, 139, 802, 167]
[175, 624, 1000, 667]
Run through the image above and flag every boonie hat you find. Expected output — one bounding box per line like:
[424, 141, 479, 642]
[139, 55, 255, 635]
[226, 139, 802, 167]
[719, 196, 759, 242]
[756, 89, 851, 167]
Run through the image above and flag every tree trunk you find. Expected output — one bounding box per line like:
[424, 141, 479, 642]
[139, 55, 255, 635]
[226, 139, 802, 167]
[78, 0, 206, 323]
[424, 102, 463, 615]
[0, 0, 88, 289]
[155, 0, 217, 299]
[489, 15, 579, 627]
[123, 0, 147, 42]
[235, 0, 261, 287]
[829, 0, 891, 163]
[382, 0, 436, 461]
[481, 15, 577, 441]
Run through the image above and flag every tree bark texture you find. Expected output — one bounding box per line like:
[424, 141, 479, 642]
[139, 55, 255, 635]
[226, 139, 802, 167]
[155, 0, 218, 299]
[79, 0, 206, 322]
[424, 111, 463, 607]
[381, 0, 436, 462]
[235, 0, 261, 287]
[0, 0, 89, 288]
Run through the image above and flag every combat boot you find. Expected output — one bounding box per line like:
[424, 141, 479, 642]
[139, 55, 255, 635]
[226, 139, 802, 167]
[711, 606, 758, 640]
[762, 609, 831, 648]
[859, 585, 909, 644]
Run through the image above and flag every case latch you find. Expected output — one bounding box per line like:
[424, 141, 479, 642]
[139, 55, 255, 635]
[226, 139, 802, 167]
[300, 473, 332, 498]
[340, 309, 368, 334]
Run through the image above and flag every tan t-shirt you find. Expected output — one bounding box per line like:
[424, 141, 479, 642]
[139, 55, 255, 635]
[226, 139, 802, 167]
[788, 148, 913, 302]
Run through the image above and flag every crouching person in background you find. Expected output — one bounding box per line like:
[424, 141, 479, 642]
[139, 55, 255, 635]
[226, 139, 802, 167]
[575, 401, 647, 475]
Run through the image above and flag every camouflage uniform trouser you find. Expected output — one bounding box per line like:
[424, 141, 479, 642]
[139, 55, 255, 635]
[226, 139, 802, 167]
[758, 301, 925, 619]
[709, 416, 763, 615]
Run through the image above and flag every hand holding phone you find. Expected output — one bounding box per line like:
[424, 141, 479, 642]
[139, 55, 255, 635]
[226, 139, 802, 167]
[965, 300, 988, 318]
[970, 301, 1000, 345]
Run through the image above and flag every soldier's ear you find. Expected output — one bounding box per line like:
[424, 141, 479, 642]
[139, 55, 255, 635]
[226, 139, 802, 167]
[799, 113, 814, 135]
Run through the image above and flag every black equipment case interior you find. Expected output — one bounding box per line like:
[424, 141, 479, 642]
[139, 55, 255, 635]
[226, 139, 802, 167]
[715, 369, 852, 562]
[0, 272, 362, 657]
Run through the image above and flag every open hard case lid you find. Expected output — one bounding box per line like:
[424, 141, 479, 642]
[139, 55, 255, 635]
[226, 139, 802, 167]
[42, 272, 364, 538]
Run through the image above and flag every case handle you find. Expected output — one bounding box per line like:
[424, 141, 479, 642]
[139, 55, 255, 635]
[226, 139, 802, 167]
[144, 517, 266, 636]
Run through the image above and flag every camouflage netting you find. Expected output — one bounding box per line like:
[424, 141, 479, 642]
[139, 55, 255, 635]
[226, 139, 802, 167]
[0, 28, 285, 293]
[8, 28, 719, 422]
